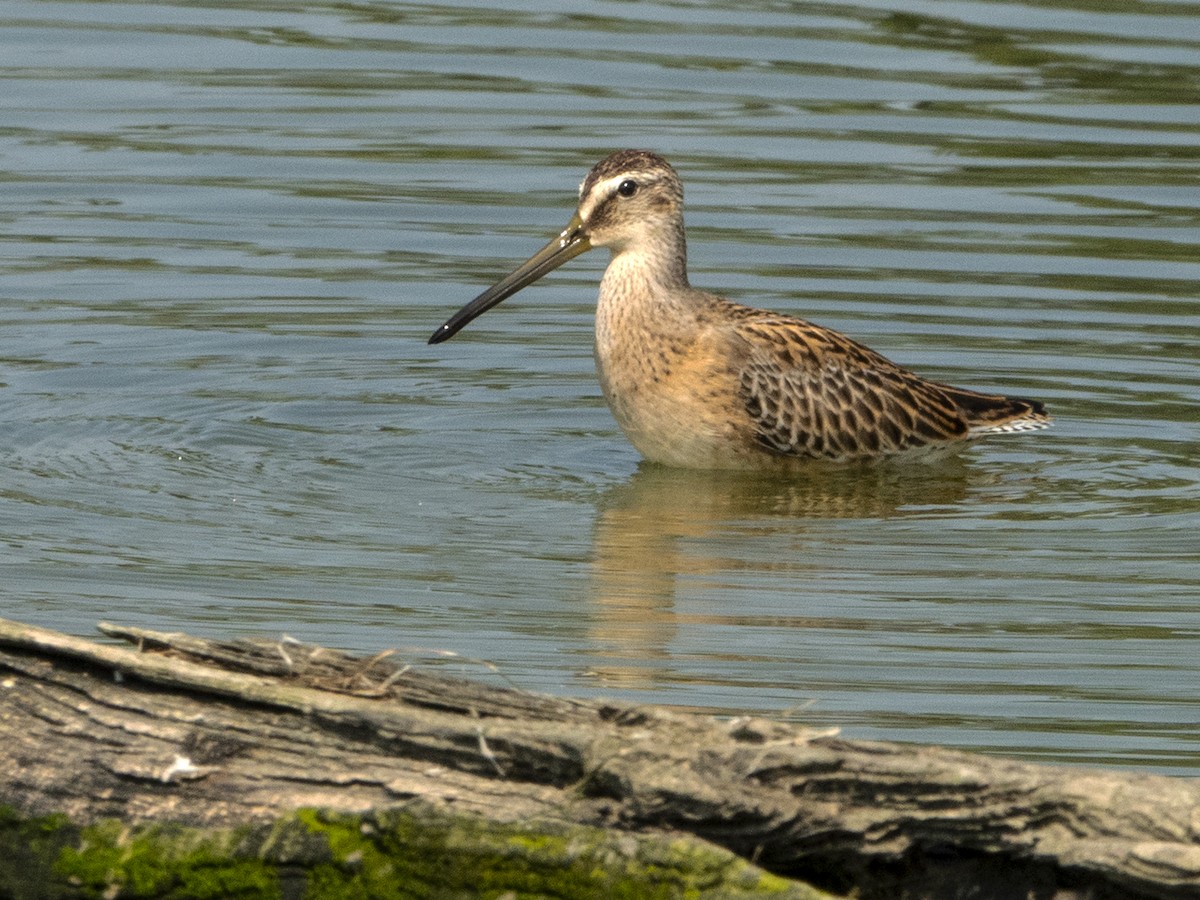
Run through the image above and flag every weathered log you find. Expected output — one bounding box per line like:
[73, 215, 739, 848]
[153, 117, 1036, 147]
[1, 616, 1197, 899]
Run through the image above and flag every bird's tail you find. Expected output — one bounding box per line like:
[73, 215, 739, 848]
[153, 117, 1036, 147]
[938, 385, 1052, 436]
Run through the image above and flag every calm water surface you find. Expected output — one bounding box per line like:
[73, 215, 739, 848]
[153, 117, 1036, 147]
[2, 0, 1198, 773]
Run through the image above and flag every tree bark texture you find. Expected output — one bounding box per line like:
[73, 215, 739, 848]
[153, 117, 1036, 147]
[1, 616, 1197, 899]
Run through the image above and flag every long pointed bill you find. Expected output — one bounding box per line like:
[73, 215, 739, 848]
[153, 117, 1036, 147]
[428, 215, 592, 344]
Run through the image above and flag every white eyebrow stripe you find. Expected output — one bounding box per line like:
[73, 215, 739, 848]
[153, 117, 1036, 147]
[578, 173, 645, 221]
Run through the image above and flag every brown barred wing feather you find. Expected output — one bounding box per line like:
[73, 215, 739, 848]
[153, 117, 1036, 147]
[732, 318, 971, 461]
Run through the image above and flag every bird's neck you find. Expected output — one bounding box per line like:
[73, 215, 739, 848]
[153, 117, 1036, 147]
[594, 224, 703, 385]
[597, 217, 690, 306]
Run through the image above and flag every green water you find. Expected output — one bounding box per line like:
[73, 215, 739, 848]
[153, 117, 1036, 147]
[2, 0, 1198, 772]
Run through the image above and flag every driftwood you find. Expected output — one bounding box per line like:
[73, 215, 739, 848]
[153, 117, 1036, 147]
[1, 616, 1198, 900]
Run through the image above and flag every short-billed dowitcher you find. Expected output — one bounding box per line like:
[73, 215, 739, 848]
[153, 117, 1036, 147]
[429, 150, 1050, 469]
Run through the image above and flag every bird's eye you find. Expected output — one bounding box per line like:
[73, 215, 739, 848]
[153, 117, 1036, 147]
[616, 179, 638, 198]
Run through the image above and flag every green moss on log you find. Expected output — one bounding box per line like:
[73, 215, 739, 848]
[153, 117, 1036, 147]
[0, 804, 837, 899]
[64, 821, 279, 898]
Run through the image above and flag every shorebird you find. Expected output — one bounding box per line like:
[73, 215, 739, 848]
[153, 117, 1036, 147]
[429, 150, 1050, 469]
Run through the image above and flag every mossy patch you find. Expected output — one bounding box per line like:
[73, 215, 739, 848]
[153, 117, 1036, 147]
[294, 806, 830, 899]
[0, 803, 836, 899]
[0, 806, 80, 900]
[55, 819, 281, 899]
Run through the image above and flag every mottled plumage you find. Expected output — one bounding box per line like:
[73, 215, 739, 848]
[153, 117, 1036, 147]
[430, 150, 1050, 469]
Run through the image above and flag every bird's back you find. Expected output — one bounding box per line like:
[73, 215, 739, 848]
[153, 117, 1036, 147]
[718, 299, 1050, 462]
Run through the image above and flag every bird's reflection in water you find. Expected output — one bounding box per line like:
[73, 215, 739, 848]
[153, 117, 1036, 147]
[585, 458, 975, 689]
